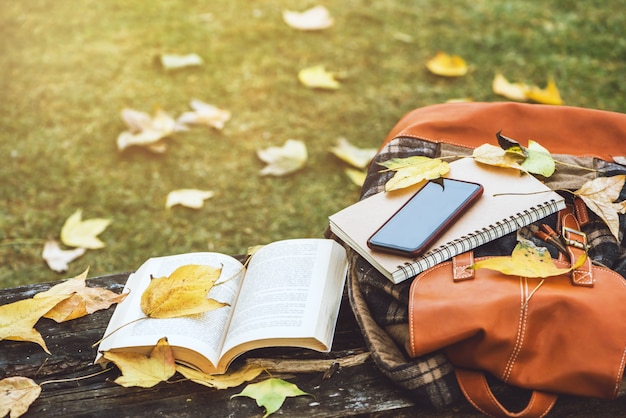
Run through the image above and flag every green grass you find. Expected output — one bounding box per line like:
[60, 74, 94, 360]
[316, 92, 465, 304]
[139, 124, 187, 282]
[1, 0, 625, 288]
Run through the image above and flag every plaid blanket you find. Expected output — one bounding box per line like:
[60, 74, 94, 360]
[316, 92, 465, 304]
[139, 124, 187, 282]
[346, 136, 626, 408]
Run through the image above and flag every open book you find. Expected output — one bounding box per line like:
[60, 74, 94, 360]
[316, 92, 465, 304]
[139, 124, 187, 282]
[329, 158, 566, 284]
[95, 238, 348, 374]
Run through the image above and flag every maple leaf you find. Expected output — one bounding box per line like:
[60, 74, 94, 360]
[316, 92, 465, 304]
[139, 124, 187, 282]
[425, 51, 468, 77]
[492, 73, 529, 101]
[41, 239, 86, 272]
[60, 209, 111, 250]
[0, 376, 42, 418]
[0, 294, 71, 353]
[282, 5, 334, 31]
[471, 240, 584, 278]
[329, 137, 377, 169]
[102, 337, 176, 388]
[140, 264, 228, 319]
[526, 78, 564, 105]
[165, 189, 214, 209]
[231, 377, 311, 417]
[176, 363, 264, 390]
[159, 53, 204, 70]
[298, 65, 341, 90]
[176, 99, 231, 130]
[257, 139, 307, 176]
[35, 268, 127, 322]
[116, 107, 185, 152]
[378, 156, 449, 191]
[574, 175, 626, 240]
[492, 73, 563, 105]
[472, 143, 526, 171]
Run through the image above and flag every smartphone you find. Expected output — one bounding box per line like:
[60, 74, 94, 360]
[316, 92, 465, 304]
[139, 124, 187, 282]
[367, 178, 483, 257]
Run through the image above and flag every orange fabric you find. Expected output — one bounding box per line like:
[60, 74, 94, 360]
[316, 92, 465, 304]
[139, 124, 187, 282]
[384, 102, 626, 162]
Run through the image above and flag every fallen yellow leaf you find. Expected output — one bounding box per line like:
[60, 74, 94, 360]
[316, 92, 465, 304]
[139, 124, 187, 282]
[41, 239, 86, 273]
[35, 268, 127, 322]
[0, 376, 42, 418]
[257, 139, 307, 176]
[231, 377, 311, 417]
[60, 209, 111, 250]
[140, 264, 228, 318]
[103, 337, 176, 388]
[165, 189, 214, 209]
[425, 51, 468, 77]
[329, 137, 377, 169]
[176, 363, 264, 389]
[492, 73, 529, 101]
[344, 168, 367, 187]
[282, 5, 334, 31]
[176, 99, 231, 130]
[298, 65, 340, 90]
[0, 294, 71, 353]
[526, 78, 563, 105]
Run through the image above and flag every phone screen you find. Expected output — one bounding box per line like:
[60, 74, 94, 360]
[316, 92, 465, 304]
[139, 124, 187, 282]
[367, 178, 483, 257]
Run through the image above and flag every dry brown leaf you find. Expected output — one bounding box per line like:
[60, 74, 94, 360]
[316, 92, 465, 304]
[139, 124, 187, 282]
[102, 337, 176, 388]
[176, 363, 264, 390]
[140, 264, 228, 318]
[574, 175, 626, 240]
[41, 240, 86, 273]
[35, 268, 127, 322]
[0, 294, 70, 353]
[0, 376, 42, 418]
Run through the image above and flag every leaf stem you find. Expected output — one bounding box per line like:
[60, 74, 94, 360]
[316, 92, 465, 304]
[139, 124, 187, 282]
[40, 367, 114, 386]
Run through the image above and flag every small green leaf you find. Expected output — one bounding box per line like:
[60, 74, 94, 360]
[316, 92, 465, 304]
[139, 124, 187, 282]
[231, 377, 311, 417]
[521, 140, 556, 177]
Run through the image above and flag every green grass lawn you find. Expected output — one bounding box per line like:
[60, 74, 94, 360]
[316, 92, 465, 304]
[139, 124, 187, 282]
[1, 0, 625, 288]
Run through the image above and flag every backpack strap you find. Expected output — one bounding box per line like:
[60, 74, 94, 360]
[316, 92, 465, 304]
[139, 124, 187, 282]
[455, 368, 558, 418]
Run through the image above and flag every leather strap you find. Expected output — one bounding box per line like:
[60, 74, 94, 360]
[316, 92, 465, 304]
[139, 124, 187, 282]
[558, 201, 594, 287]
[455, 369, 558, 418]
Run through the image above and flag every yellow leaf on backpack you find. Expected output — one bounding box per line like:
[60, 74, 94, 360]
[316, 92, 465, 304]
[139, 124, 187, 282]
[379, 156, 449, 191]
[425, 51, 468, 77]
[471, 241, 581, 278]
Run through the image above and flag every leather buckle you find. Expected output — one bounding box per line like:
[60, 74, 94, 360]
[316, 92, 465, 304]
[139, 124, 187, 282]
[561, 226, 589, 251]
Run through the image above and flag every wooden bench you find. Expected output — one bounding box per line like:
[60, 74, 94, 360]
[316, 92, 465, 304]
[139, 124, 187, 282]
[1, 273, 624, 417]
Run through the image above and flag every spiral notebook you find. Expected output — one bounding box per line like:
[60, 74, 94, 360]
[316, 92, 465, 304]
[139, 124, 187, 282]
[329, 157, 566, 284]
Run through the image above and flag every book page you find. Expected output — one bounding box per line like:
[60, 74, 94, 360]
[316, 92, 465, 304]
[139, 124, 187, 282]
[220, 239, 347, 363]
[95, 252, 245, 370]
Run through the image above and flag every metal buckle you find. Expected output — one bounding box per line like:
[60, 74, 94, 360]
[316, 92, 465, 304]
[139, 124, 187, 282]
[561, 226, 589, 250]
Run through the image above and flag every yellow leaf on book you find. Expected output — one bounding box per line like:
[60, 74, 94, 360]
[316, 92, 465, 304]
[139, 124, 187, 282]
[378, 156, 449, 191]
[140, 264, 228, 318]
[176, 363, 264, 389]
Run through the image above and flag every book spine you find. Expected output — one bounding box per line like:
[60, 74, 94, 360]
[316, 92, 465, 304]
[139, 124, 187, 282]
[394, 199, 565, 282]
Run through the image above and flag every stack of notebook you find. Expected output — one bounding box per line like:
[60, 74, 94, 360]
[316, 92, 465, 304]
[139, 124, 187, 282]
[329, 157, 566, 284]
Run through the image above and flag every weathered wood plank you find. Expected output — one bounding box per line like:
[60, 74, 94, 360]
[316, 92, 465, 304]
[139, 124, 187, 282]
[1, 273, 625, 417]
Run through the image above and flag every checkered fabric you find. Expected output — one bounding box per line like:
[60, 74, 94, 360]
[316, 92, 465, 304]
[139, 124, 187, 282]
[346, 136, 626, 408]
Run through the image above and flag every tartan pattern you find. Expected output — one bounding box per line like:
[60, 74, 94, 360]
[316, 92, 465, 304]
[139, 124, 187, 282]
[346, 136, 626, 408]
